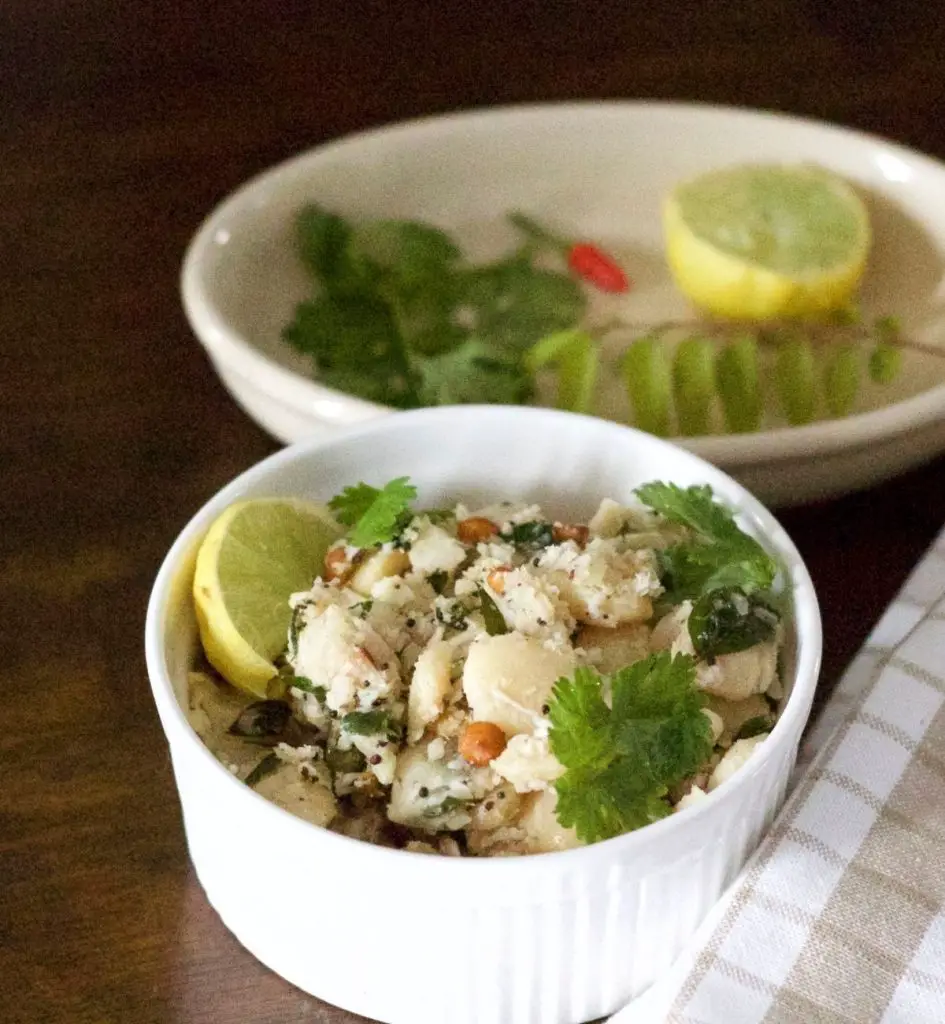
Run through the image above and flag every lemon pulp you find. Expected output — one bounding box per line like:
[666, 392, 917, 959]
[663, 164, 871, 320]
[193, 498, 342, 696]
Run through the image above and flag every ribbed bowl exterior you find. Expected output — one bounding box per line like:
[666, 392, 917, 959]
[146, 405, 820, 1024]
[163, 707, 799, 1024]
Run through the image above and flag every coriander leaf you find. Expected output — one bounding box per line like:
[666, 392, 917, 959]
[545, 667, 612, 774]
[688, 586, 779, 659]
[422, 509, 456, 525]
[244, 752, 282, 788]
[428, 570, 448, 595]
[329, 477, 417, 548]
[500, 520, 554, 549]
[459, 255, 586, 353]
[656, 545, 779, 605]
[326, 746, 367, 774]
[435, 599, 468, 631]
[390, 289, 468, 357]
[348, 220, 461, 284]
[478, 586, 509, 636]
[736, 715, 776, 740]
[555, 762, 672, 843]
[635, 482, 779, 603]
[296, 204, 359, 288]
[282, 293, 420, 408]
[423, 795, 466, 819]
[287, 601, 310, 658]
[328, 482, 383, 526]
[340, 710, 401, 740]
[416, 338, 532, 406]
[349, 220, 465, 356]
[609, 655, 711, 781]
[635, 483, 747, 544]
[548, 654, 713, 844]
[286, 675, 327, 703]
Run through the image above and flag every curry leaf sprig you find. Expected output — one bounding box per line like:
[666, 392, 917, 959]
[548, 655, 714, 844]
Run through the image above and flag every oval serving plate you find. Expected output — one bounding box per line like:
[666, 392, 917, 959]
[182, 101, 945, 506]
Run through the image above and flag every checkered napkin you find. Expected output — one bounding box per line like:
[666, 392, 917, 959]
[613, 527, 945, 1024]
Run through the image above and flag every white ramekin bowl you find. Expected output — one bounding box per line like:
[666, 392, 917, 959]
[145, 406, 821, 1024]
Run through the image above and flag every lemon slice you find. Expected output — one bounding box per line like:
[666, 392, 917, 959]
[664, 164, 871, 319]
[193, 498, 343, 696]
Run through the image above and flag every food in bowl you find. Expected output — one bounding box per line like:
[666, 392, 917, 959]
[147, 405, 821, 1021]
[188, 475, 785, 856]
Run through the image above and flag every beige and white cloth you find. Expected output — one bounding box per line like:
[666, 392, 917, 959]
[614, 527, 945, 1024]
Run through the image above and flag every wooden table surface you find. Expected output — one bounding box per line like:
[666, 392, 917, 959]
[4, 2, 945, 1021]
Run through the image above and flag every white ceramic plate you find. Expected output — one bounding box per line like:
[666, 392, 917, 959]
[182, 101, 945, 506]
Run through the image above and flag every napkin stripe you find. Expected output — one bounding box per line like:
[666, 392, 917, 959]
[666, 560, 945, 1024]
[903, 966, 945, 995]
[762, 694, 945, 1021]
[812, 768, 883, 812]
[889, 653, 945, 692]
[671, 648, 896, 1012]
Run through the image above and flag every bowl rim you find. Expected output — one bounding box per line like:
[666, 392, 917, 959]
[145, 404, 822, 875]
[181, 98, 945, 467]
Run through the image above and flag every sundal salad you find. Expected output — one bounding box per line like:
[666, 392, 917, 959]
[189, 479, 786, 856]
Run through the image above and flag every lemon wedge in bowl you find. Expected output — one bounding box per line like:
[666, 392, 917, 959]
[664, 164, 871, 320]
[193, 498, 343, 696]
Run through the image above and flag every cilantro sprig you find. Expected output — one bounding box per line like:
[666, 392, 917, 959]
[548, 655, 714, 844]
[329, 477, 417, 548]
[635, 483, 780, 605]
[340, 710, 402, 741]
[283, 205, 586, 410]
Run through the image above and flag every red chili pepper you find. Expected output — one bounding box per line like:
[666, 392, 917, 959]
[567, 243, 630, 294]
[509, 212, 631, 294]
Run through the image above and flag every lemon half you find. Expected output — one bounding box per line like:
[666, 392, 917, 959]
[193, 498, 342, 696]
[664, 164, 871, 320]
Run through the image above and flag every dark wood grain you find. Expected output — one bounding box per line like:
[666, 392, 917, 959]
[3, 2, 945, 1021]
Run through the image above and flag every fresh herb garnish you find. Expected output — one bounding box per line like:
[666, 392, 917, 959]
[329, 477, 417, 548]
[244, 752, 281, 788]
[326, 746, 367, 775]
[428, 570, 449, 595]
[459, 253, 586, 353]
[417, 338, 532, 406]
[284, 206, 585, 410]
[228, 700, 292, 741]
[634, 483, 779, 604]
[688, 586, 780, 659]
[548, 654, 714, 844]
[478, 586, 509, 636]
[435, 599, 469, 632]
[736, 714, 777, 740]
[288, 676, 328, 703]
[340, 710, 402, 741]
[287, 602, 309, 659]
[422, 795, 466, 819]
[422, 508, 456, 525]
[500, 520, 555, 550]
